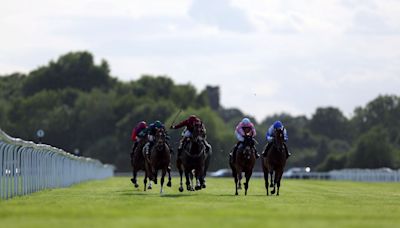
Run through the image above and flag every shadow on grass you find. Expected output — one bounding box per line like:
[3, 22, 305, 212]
[216, 194, 269, 197]
[117, 190, 193, 198]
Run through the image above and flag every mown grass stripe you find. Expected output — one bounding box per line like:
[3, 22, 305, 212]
[1, 177, 399, 228]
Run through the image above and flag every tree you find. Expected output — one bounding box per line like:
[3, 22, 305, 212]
[347, 126, 396, 168]
[351, 95, 400, 143]
[23, 52, 113, 95]
[309, 107, 350, 141]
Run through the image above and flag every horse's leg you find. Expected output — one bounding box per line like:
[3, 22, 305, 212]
[269, 170, 274, 188]
[195, 175, 201, 191]
[263, 165, 269, 196]
[195, 167, 204, 191]
[233, 170, 239, 196]
[230, 162, 238, 195]
[185, 170, 192, 191]
[132, 168, 139, 188]
[144, 172, 148, 192]
[244, 170, 252, 196]
[178, 164, 184, 192]
[167, 166, 172, 187]
[276, 169, 283, 196]
[131, 166, 136, 187]
[271, 171, 277, 195]
[160, 169, 166, 194]
[154, 169, 158, 185]
[199, 164, 206, 189]
[238, 170, 243, 190]
[202, 151, 211, 189]
[190, 171, 194, 189]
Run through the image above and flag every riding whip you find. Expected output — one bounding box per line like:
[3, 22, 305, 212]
[170, 109, 182, 128]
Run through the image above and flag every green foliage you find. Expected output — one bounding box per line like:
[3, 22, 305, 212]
[347, 126, 396, 168]
[22, 52, 113, 96]
[1, 51, 400, 171]
[309, 107, 350, 141]
[0, 73, 26, 100]
[352, 95, 400, 142]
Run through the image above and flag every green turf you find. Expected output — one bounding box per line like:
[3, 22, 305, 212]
[1, 177, 399, 228]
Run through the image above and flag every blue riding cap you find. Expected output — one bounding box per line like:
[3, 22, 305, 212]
[241, 118, 251, 124]
[273, 121, 283, 129]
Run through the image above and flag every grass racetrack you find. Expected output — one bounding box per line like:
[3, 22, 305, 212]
[1, 177, 400, 228]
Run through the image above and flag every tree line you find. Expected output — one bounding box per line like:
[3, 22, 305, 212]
[0, 51, 399, 171]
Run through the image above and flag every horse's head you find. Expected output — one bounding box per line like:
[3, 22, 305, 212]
[191, 123, 204, 142]
[240, 135, 255, 160]
[155, 128, 166, 148]
[274, 128, 285, 152]
[184, 123, 205, 157]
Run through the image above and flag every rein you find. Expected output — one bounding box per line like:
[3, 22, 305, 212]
[183, 137, 205, 158]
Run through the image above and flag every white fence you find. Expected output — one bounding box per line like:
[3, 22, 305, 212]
[283, 168, 400, 182]
[0, 129, 114, 200]
[329, 168, 400, 182]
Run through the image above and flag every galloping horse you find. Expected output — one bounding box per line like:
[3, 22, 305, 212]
[177, 124, 210, 192]
[144, 128, 172, 194]
[262, 128, 287, 196]
[229, 134, 256, 195]
[130, 139, 153, 190]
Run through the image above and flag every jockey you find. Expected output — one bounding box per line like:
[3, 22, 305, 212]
[130, 121, 148, 156]
[143, 120, 171, 157]
[263, 120, 290, 158]
[171, 115, 211, 158]
[230, 118, 259, 161]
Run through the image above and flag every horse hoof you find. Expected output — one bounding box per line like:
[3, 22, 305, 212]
[271, 190, 275, 195]
[154, 180, 158, 185]
[179, 187, 184, 192]
[195, 185, 201, 191]
[134, 183, 139, 188]
[148, 186, 152, 190]
[235, 192, 238, 196]
[201, 184, 206, 189]
[167, 182, 172, 187]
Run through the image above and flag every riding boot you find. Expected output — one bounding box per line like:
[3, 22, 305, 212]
[284, 143, 291, 159]
[166, 141, 173, 154]
[177, 138, 185, 159]
[254, 146, 260, 159]
[203, 140, 212, 155]
[263, 142, 272, 157]
[144, 142, 153, 159]
[230, 145, 238, 163]
[131, 141, 138, 153]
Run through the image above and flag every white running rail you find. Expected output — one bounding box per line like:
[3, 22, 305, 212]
[0, 129, 114, 200]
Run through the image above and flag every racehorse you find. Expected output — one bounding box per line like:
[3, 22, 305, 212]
[229, 134, 256, 195]
[262, 128, 287, 196]
[144, 128, 172, 194]
[177, 124, 210, 192]
[130, 139, 153, 190]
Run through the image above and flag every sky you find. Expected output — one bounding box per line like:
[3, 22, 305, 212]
[1, 0, 400, 122]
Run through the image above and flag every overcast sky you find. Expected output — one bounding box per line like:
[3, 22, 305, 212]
[1, 0, 400, 121]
